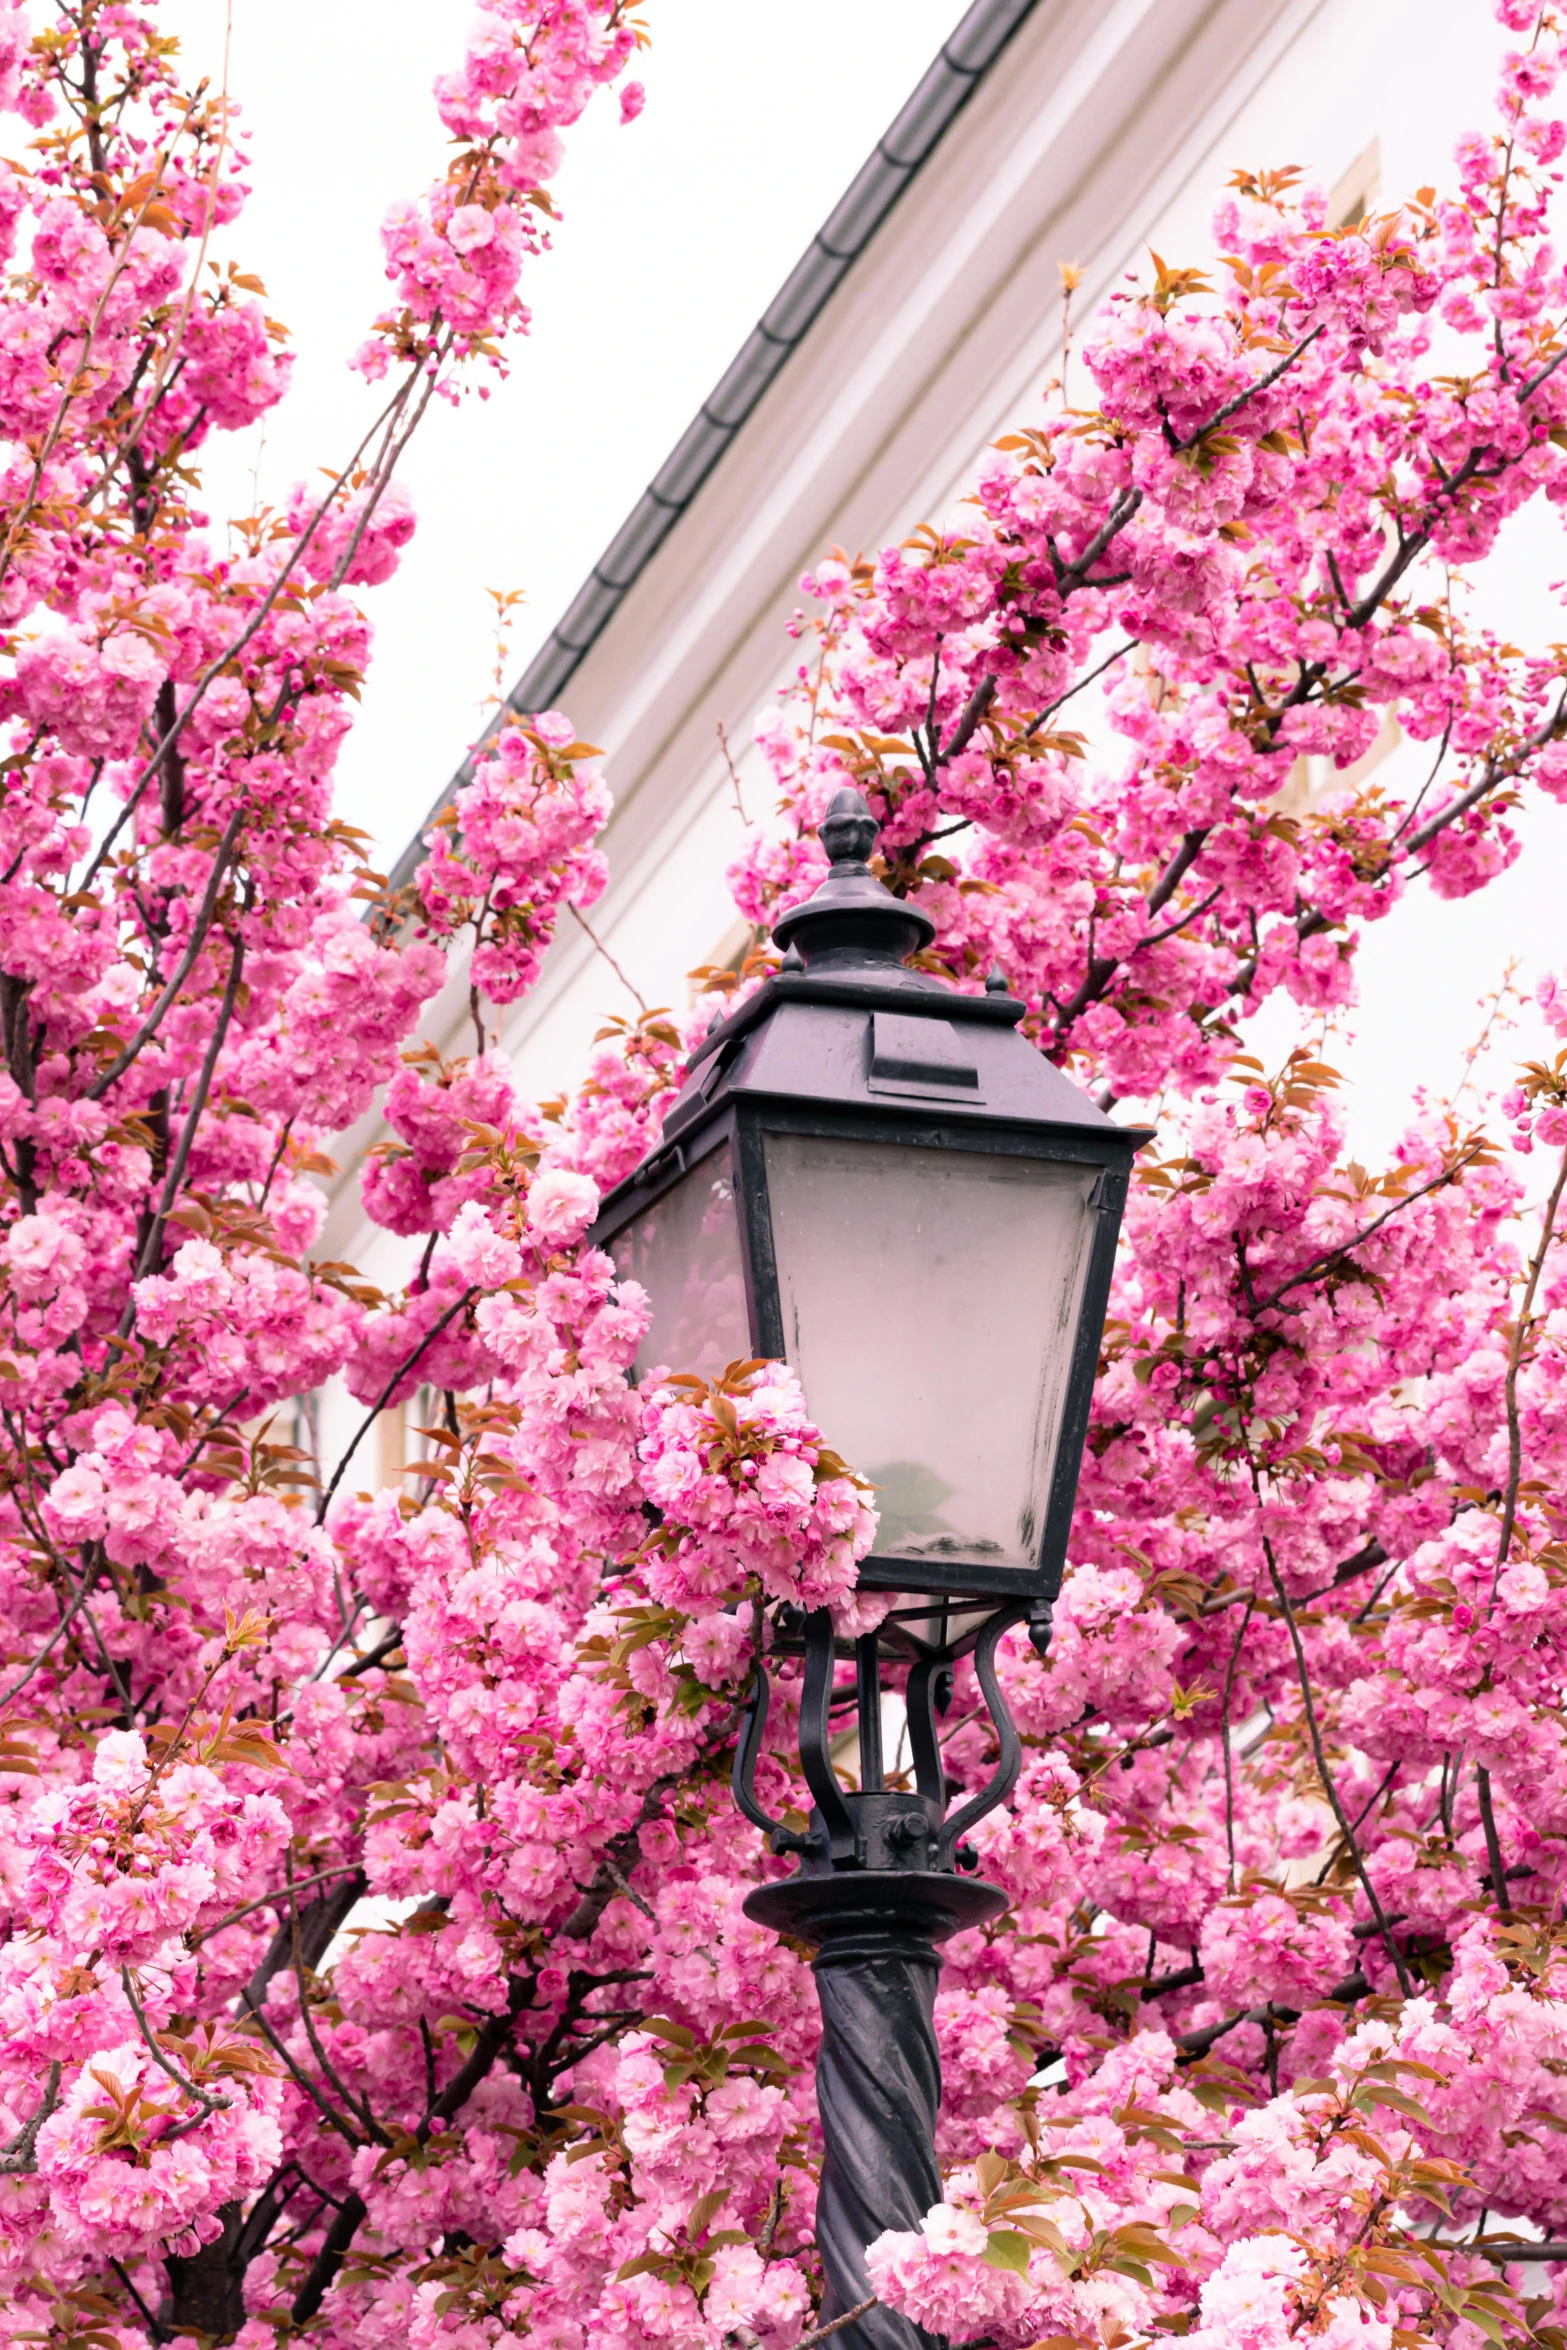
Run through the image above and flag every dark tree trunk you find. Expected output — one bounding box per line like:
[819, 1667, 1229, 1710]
[165, 2198, 246, 2337]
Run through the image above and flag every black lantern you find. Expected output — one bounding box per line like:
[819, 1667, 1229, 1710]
[589, 790, 1149, 2350]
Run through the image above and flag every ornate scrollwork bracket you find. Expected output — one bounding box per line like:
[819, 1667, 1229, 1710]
[733, 1588, 1054, 1885]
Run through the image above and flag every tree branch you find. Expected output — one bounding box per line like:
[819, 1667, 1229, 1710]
[289, 2189, 368, 2324]
[1250, 1147, 1482, 1316]
[129, 901, 249, 1287]
[1263, 1541, 1413, 1996]
[121, 1967, 232, 2138]
[1145, 829, 1209, 919]
[936, 673, 996, 765]
[0, 2061, 61, 2172]
[88, 804, 246, 1100]
[1490, 1139, 1567, 1604]
[794, 2298, 879, 2347]
[1476, 1766, 1512, 1916]
[316, 1288, 477, 1523]
[237, 1987, 367, 2148]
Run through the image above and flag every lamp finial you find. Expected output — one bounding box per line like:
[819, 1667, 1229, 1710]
[771, 787, 934, 970]
[820, 786, 879, 873]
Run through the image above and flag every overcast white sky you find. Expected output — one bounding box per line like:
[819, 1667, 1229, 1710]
[162, 0, 961, 871]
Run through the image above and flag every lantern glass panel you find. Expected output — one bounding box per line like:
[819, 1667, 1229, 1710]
[610, 1140, 751, 1382]
[762, 1132, 1098, 1577]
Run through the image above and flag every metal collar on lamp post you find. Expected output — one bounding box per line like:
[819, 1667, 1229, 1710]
[590, 787, 1152, 2350]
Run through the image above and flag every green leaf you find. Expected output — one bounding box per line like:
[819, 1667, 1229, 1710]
[641, 2017, 696, 2049]
[1354, 2084, 1435, 2126]
[687, 2188, 729, 2238]
[983, 2230, 1035, 2277]
[614, 2253, 666, 2284]
[1108, 2259, 1155, 2288]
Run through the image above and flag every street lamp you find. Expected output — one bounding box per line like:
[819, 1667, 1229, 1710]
[590, 788, 1148, 2349]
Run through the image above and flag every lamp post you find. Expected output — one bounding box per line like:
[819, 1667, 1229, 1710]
[589, 789, 1148, 2350]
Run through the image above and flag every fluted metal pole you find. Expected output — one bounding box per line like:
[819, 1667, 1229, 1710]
[812, 1903, 945, 2350]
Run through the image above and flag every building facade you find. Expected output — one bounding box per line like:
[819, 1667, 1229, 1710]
[312, 0, 1553, 1480]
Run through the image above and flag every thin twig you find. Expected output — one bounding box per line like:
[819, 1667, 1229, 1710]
[1314, 1762, 1401, 1885]
[308, 1594, 371, 1684]
[1388, 717, 1455, 848]
[286, 1859, 390, 2145]
[759, 2176, 785, 2260]
[1438, 960, 1521, 1120]
[1404, 689, 1567, 858]
[1251, 1147, 1482, 1315]
[1179, 327, 1326, 448]
[1476, 1767, 1512, 1916]
[1138, 883, 1224, 954]
[237, 1987, 366, 2146]
[190, 1861, 362, 1947]
[606, 1858, 656, 1921]
[1036, 638, 1135, 725]
[568, 902, 647, 1013]
[75, 368, 421, 899]
[1220, 1593, 1256, 1890]
[0, 1568, 97, 1706]
[0, 122, 198, 591]
[794, 2298, 878, 2348]
[120, 1967, 232, 2137]
[1490, 1140, 1567, 1605]
[111, 4, 234, 465]
[107, 2256, 166, 2341]
[1263, 1542, 1413, 1996]
[315, 1287, 477, 1523]
[717, 719, 749, 824]
[129, 907, 248, 1287]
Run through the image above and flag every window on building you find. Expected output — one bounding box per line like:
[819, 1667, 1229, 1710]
[1329, 137, 1380, 230]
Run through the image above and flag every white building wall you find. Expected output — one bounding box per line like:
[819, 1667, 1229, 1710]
[312, 0, 1567, 1484]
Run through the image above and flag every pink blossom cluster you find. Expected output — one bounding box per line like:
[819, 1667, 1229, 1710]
[17, 1729, 290, 1968]
[732, 3, 1567, 1101]
[10, 2, 1567, 2347]
[354, 0, 641, 386]
[36, 2037, 283, 2267]
[416, 715, 611, 1003]
[636, 1361, 877, 1612]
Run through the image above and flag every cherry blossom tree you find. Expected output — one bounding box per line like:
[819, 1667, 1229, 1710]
[8, 3, 1567, 2350]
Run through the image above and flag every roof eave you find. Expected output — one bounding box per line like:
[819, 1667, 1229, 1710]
[384, 0, 1042, 898]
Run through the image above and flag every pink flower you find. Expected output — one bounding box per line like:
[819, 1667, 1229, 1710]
[444, 1199, 522, 1288]
[526, 1164, 599, 1250]
[4, 1208, 83, 1298]
[446, 203, 496, 255]
[42, 1460, 107, 1542]
[920, 2202, 988, 2257]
